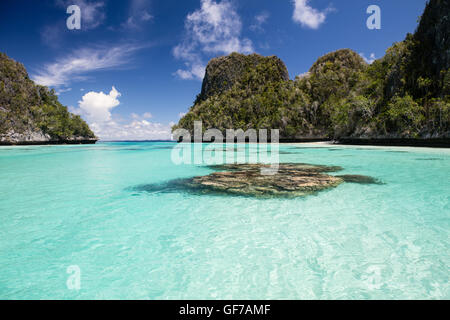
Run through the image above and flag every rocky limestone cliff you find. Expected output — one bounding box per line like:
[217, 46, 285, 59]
[174, 49, 371, 141]
[410, 0, 450, 94]
[309, 49, 367, 75]
[0, 52, 97, 145]
[383, 0, 450, 101]
[196, 53, 289, 103]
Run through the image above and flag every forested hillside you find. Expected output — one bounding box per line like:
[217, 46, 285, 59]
[0, 52, 96, 145]
[174, 0, 449, 143]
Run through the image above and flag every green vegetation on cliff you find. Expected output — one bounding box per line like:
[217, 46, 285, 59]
[0, 52, 96, 143]
[174, 0, 449, 140]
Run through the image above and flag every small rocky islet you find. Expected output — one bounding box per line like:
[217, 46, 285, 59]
[134, 162, 381, 198]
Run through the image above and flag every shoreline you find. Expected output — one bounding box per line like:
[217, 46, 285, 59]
[335, 138, 450, 148]
[0, 139, 98, 146]
[1, 138, 449, 148]
[177, 138, 450, 148]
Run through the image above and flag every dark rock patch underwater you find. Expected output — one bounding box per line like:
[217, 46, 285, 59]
[335, 175, 383, 185]
[131, 163, 382, 198]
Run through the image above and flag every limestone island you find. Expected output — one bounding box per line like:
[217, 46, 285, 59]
[0, 53, 97, 145]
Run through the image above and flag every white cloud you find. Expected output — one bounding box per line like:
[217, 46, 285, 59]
[121, 0, 153, 30]
[55, 87, 72, 95]
[90, 119, 172, 141]
[141, 12, 153, 21]
[78, 86, 121, 123]
[131, 112, 153, 119]
[32, 44, 143, 87]
[73, 87, 171, 140]
[292, 0, 331, 29]
[174, 64, 206, 80]
[68, 106, 82, 115]
[121, 12, 154, 29]
[297, 71, 311, 79]
[250, 12, 270, 32]
[173, 0, 253, 80]
[360, 52, 376, 64]
[57, 0, 106, 30]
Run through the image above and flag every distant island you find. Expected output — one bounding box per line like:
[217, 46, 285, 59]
[0, 53, 96, 145]
[173, 0, 449, 147]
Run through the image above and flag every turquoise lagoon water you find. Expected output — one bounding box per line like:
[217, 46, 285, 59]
[0, 142, 449, 299]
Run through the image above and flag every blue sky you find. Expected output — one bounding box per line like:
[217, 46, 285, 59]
[0, 0, 427, 140]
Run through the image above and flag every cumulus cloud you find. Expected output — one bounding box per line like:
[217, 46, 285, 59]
[173, 0, 254, 80]
[360, 52, 376, 64]
[77, 86, 121, 123]
[32, 44, 143, 87]
[90, 119, 172, 141]
[292, 0, 332, 29]
[73, 87, 171, 140]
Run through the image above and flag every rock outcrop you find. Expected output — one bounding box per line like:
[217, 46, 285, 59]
[197, 53, 289, 103]
[188, 166, 342, 198]
[0, 52, 97, 145]
[408, 0, 450, 97]
[133, 163, 380, 198]
[309, 49, 367, 76]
